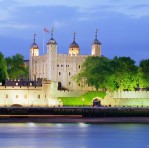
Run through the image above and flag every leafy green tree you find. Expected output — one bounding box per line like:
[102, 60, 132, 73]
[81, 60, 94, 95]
[75, 56, 111, 90]
[110, 56, 138, 91]
[0, 52, 8, 83]
[138, 59, 149, 88]
[5, 54, 29, 79]
[75, 56, 138, 91]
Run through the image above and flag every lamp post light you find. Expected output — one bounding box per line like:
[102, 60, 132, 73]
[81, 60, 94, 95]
[82, 98, 84, 107]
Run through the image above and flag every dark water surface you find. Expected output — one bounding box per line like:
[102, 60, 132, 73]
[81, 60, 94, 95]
[0, 123, 149, 148]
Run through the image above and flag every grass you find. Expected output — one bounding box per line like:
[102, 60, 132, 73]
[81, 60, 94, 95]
[58, 91, 106, 106]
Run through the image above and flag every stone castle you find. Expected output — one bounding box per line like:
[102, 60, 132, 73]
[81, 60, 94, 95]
[29, 30, 101, 91]
[0, 29, 148, 107]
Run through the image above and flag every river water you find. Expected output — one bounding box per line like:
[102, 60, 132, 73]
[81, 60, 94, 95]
[0, 123, 149, 148]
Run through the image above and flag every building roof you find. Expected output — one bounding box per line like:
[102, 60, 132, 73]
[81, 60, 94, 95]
[69, 32, 79, 48]
[92, 39, 101, 45]
[31, 42, 39, 49]
[47, 28, 57, 45]
[30, 33, 39, 49]
[47, 38, 57, 45]
[69, 41, 79, 48]
[92, 29, 102, 45]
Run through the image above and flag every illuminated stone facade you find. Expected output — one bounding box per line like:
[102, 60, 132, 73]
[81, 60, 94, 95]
[0, 79, 149, 107]
[0, 80, 85, 107]
[29, 30, 101, 91]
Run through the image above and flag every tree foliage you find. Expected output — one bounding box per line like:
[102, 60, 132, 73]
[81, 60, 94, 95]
[110, 56, 138, 91]
[138, 59, 149, 88]
[75, 56, 111, 90]
[5, 54, 29, 79]
[0, 52, 8, 83]
[75, 56, 147, 91]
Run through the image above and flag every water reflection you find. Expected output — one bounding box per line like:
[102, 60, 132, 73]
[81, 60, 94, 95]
[0, 123, 149, 148]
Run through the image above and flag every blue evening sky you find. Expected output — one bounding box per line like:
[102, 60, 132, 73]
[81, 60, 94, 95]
[0, 0, 149, 64]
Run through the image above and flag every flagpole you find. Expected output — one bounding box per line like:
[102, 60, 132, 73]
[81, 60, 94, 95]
[42, 29, 44, 54]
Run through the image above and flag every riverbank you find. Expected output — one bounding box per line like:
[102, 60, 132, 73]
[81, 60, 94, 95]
[1, 116, 149, 123]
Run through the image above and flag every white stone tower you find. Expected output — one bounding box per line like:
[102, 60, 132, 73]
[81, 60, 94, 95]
[29, 34, 39, 80]
[91, 29, 102, 56]
[46, 28, 58, 81]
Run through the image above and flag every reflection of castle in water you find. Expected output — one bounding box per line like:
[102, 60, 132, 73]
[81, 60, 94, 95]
[29, 30, 101, 91]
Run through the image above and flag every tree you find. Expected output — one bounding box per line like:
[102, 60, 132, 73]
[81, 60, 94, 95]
[75, 56, 138, 91]
[75, 56, 111, 90]
[5, 54, 29, 79]
[110, 56, 138, 91]
[0, 52, 8, 83]
[138, 59, 149, 88]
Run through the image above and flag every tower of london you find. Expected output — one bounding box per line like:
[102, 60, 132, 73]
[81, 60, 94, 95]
[29, 30, 102, 91]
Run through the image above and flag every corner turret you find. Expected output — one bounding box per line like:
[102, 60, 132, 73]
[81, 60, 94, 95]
[30, 33, 39, 56]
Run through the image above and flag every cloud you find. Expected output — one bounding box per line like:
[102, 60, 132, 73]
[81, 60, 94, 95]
[0, 22, 34, 29]
[0, 0, 149, 28]
[12, 0, 149, 18]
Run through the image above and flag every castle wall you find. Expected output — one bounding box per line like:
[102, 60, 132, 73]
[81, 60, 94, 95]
[101, 91, 149, 107]
[50, 82, 86, 99]
[111, 91, 149, 98]
[0, 80, 149, 107]
[0, 80, 54, 107]
[31, 55, 48, 79]
[0, 86, 43, 107]
[56, 54, 87, 90]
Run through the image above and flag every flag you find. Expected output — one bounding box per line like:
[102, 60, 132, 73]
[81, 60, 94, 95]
[44, 28, 49, 32]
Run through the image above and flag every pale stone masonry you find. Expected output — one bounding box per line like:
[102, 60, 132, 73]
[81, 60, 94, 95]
[29, 30, 102, 91]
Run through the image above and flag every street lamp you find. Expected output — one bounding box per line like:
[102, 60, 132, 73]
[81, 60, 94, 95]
[82, 98, 84, 107]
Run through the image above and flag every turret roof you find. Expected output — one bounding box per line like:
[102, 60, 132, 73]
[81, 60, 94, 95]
[31, 34, 39, 49]
[92, 29, 101, 45]
[69, 32, 79, 48]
